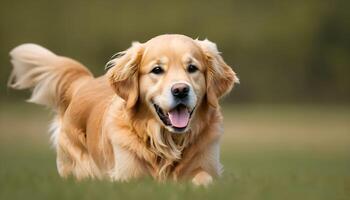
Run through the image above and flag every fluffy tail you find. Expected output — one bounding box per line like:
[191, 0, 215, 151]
[8, 44, 93, 111]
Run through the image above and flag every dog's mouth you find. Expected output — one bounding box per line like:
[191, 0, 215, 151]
[153, 103, 194, 132]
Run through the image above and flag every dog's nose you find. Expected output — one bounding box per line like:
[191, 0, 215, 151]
[171, 83, 190, 99]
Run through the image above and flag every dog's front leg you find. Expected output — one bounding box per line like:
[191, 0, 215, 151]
[192, 170, 213, 186]
[190, 139, 222, 187]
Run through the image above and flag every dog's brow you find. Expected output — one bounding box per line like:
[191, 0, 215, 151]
[186, 57, 193, 64]
[146, 59, 164, 70]
[155, 59, 162, 65]
[184, 56, 198, 65]
[155, 57, 168, 65]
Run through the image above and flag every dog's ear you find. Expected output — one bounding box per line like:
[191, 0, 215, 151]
[106, 42, 144, 109]
[196, 39, 239, 108]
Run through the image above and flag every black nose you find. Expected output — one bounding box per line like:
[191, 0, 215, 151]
[171, 83, 190, 99]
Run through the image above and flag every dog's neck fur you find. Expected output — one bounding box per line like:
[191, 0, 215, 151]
[129, 104, 190, 180]
[108, 97, 213, 180]
[101, 96, 217, 180]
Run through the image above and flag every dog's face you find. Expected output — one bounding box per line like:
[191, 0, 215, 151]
[107, 35, 238, 133]
[138, 36, 206, 133]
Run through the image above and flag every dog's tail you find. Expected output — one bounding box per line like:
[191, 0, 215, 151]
[8, 44, 93, 111]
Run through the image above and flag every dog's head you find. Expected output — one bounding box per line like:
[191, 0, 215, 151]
[107, 34, 239, 133]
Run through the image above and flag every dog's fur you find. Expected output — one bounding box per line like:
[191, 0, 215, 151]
[8, 34, 238, 186]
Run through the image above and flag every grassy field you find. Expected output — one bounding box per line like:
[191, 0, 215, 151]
[0, 102, 349, 200]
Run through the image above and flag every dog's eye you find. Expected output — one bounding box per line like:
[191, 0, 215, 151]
[151, 66, 164, 75]
[187, 64, 198, 73]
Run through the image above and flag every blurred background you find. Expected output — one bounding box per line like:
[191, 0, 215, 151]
[1, 0, 350, 103]
[0, 0, 349, 199]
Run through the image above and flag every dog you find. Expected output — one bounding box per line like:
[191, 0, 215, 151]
[8, 34, 239, 186]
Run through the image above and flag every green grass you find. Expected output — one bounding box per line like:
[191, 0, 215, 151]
[0, 103, 350, 200]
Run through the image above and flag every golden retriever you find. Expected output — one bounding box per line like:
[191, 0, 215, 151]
[8, 34, 239, 186]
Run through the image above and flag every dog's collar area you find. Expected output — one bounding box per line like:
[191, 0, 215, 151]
[153, 103, 194, 133]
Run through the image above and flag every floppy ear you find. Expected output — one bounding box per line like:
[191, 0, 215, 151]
[196, 39, 239, 108]
[106, 42, 144, 109]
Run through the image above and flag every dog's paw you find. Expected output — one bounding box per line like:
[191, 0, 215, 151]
[192, 171, 213, 187]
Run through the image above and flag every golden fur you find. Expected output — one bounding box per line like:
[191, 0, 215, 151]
[8, 34, 238, 186]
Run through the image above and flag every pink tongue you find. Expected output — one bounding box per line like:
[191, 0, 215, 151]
[168, 107, 190, 128]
